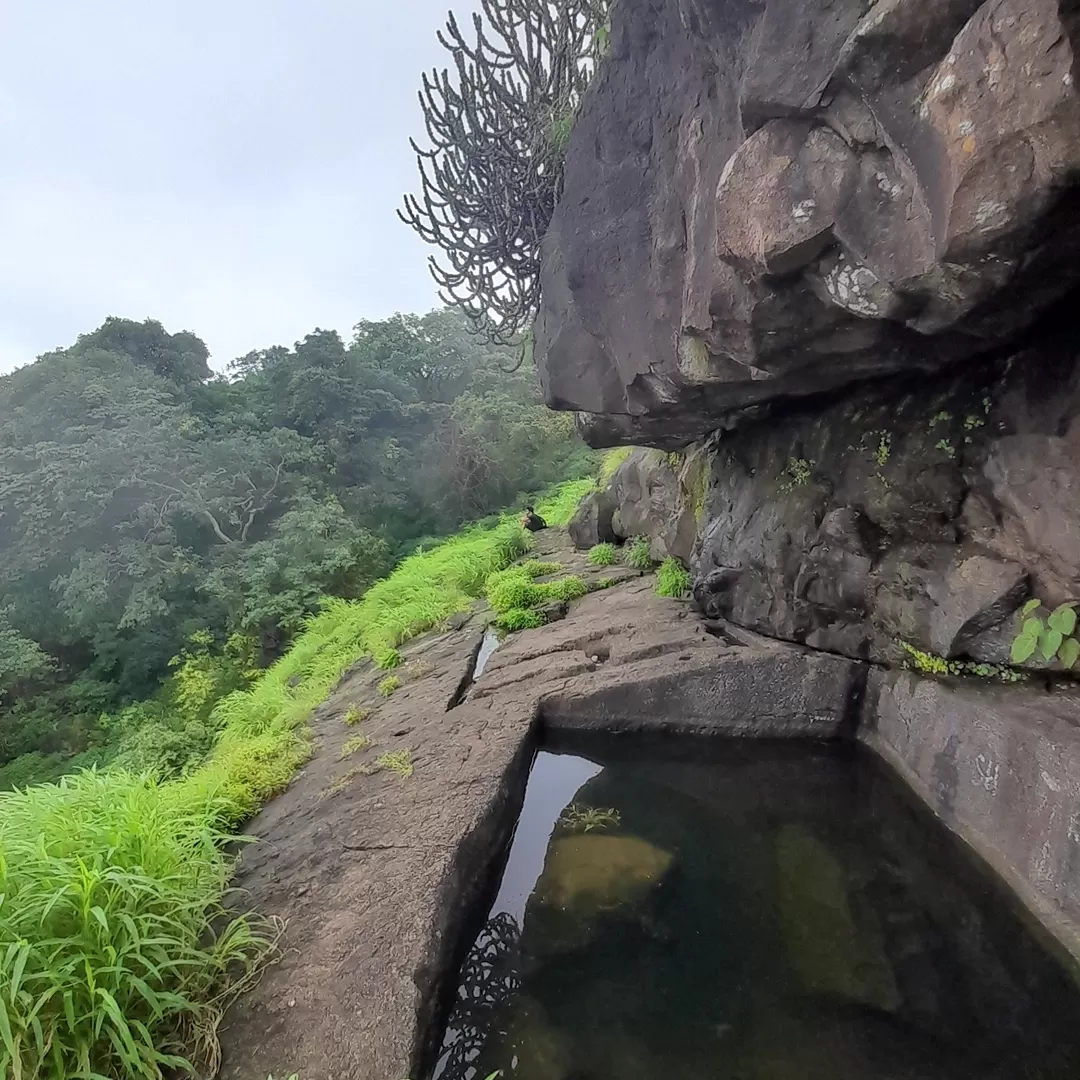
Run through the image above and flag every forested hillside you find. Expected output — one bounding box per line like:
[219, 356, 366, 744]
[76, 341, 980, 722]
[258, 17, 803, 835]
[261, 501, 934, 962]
[0, 311, 594, 788]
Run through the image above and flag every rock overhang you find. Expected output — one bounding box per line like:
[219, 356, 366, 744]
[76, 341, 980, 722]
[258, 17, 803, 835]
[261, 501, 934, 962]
[535, 0, 1080, 446]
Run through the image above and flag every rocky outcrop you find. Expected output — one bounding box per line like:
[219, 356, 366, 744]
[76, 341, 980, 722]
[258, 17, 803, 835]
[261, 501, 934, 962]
[567, 490, 618, 549]
[604, 448, 706, 564]
[688, 315, 1080, 667]
[536, 0, 1080, 447]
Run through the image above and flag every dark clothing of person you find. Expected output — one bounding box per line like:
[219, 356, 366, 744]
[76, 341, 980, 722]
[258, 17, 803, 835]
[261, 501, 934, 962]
[522, 510, 547, 532]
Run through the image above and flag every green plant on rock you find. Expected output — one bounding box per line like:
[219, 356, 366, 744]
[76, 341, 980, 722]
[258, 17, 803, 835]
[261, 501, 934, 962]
[496, 607, 547, 632]
[519, 559, 561, 577]
[624, 536, 653, 571]
[375, 647, 403, 670]
[545, 575, 588, 602]
[592, 577, 616, 591]
[656, 558, 691, 599]
[935, 438, 956, 460]
[486, 569, 540, 614]
[900, 641, 1026, 683]
[374, 749, 414, 779]
[1011, 600, 1080, 668]
[928, 410, 952, 429]
[874, 431, 892, 468]
[779, 458, 815, 494]
[343, 705, 370, 727]
[339, 733, 371, 760]
[377, 675, 401, 698]
[559, 803, 621, 832]
[587, 542, 617, 566]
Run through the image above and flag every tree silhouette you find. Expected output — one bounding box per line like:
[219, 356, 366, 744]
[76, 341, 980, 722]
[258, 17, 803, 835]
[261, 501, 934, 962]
[435, 910, 522, 1079]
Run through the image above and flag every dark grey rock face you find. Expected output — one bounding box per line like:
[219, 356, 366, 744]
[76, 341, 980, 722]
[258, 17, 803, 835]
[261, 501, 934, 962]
[861, 670, 1080, 962]
[690, 315, 1080, 667]
[606, 449, 701, 564]
[535, 0, 1080, 447]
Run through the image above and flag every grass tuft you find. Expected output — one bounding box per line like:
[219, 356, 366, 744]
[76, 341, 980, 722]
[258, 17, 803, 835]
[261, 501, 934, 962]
[374, 750, 413, 779]
[623, 536, 653, 571]
[587, 543, 617, 566]
[375, 648, 402, 671]
[496, 608, 547, 632]
[338, 733, 371, 760]
[656, 558, 691, 599]
[377, 675, 401, 699]
[343, 705, 369, 727]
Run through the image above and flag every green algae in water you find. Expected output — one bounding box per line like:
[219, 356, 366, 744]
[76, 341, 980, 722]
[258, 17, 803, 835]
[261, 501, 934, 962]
[433, 737, 1080, 1080]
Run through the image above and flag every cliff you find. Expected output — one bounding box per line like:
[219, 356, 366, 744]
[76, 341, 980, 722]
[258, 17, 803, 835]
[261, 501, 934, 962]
[538, 0, 1080, 671]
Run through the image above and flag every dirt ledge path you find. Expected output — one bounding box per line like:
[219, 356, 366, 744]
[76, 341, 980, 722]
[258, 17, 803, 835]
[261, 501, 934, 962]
[218, 532, 860, 1080]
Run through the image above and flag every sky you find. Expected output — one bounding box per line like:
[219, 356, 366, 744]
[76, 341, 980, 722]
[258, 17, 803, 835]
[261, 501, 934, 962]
[0, 0, 471, 374]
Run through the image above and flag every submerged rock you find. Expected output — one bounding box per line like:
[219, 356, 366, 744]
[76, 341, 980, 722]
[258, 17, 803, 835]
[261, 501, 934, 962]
[774, 823, 900, 1012]
[523, 832, 675, 954]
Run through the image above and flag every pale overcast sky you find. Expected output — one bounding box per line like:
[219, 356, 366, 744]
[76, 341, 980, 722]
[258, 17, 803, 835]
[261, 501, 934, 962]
[0, 0, 469, 374]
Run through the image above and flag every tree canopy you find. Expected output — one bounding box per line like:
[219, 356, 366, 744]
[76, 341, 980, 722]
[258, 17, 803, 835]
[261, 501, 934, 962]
[0, 311, 594, 785]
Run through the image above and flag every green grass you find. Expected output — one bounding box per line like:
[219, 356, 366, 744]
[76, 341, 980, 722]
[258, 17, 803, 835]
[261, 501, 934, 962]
[623, 536, 653, 571]
[342, 706, 369, 727]
[0, 771, 280, 1080]
[534, 478, 596, 527]
[373, 750, 413, 779]
[598, 446, 633, 486]
[656, 558, 692, 599]
[0, 486, 577, 1079]
[496, 608, 547, 632]
[377, 675, 401, 698]
[587, 543, 617, 566]
[338, 733, 371, 759]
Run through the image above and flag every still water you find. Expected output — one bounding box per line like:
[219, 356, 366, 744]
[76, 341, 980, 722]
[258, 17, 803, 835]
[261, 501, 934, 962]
[434, 734, 1080, 1080]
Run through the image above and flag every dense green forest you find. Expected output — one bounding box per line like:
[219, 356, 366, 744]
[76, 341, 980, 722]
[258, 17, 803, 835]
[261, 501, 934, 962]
[0, 311, 594, 789]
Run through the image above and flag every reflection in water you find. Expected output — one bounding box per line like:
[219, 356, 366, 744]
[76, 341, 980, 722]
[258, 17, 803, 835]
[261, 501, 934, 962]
[433, 911, 521, 1080]
[435, 737, 1080, 1080]
[473, 628, 501, 681]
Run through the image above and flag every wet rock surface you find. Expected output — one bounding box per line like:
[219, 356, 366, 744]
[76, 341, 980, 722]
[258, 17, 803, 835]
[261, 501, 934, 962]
[535, 0, 1080, 446]
[215, 530, 1080, 1079]
[861, 669, 1080, 962]
[216, 533, 858, 1080]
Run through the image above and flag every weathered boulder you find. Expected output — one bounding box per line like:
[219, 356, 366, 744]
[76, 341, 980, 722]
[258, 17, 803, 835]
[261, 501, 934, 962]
[536, 0, 1080, 447]
[567, 490, 618, 549]
[605, 448, 703, 563]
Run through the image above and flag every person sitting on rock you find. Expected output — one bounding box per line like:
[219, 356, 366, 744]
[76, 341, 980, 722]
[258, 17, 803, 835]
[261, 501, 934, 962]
[521, 505, 547, 532]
